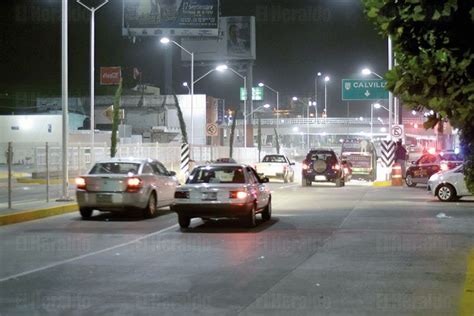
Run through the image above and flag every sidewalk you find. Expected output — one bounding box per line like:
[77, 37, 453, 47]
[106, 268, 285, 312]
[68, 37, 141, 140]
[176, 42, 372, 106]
[0, 199, 78, 226]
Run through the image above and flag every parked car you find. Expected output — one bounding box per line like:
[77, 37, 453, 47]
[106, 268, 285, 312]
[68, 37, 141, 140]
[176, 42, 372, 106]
[214, 158, 238, 164]
[405, 151, 463, 187]
[255, 154, 295, 183]
[427, 165, 472, 201]
[75, 158, 178, 218]
[171, 164, 271, 229]
[302, 149, 345, 187]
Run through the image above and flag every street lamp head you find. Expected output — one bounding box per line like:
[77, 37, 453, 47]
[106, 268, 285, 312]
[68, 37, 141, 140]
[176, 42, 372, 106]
[292, 96, 298, 101]
[215, 65, 228, 71]
[373, 103, 381, 109]
[324, 76, 330, 82]
[312, 101, 317, 106]
[411, 110, 417, 115]
[317, 72, 322, 77]
[263, 103, 271, 109]
[160, 37, 170, 44]
[258, 82, 264, 87]
[182, 82, 188, 87]
[361, 68, 372, 76]
[359, 116, 364, 121]
[293, 126, 299, 132]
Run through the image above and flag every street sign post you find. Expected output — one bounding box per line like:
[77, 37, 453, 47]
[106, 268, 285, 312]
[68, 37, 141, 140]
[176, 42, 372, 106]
[342, 79, 389, 101]
[206, 123, 218, 137]
[391, 124, 404, 140]
[240, 87, 264, 101]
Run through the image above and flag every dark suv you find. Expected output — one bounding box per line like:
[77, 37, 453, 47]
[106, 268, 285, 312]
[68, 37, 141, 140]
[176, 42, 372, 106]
[302, 149, 345, 187]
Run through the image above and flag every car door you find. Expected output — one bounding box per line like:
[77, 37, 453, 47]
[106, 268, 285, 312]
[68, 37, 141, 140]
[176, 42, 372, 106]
[149, 162, 167, 206]
[419, 155, 437, 184]
[247, 167, 268, 210]
[454, 168, 470, 196]
[155, 161, 177, 202]
[285, 156, 294, 178]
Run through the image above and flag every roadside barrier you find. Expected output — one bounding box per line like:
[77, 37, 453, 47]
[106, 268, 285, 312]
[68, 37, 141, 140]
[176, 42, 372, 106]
[391, 163, 403, 186]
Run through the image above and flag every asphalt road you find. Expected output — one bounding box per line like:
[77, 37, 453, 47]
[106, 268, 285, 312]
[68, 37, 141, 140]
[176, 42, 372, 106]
[0, 181, 473, 315]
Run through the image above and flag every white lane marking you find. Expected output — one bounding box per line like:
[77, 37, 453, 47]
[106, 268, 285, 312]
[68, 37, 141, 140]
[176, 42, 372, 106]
[0, 223, 180, 282]
[278, 184, 299, 190]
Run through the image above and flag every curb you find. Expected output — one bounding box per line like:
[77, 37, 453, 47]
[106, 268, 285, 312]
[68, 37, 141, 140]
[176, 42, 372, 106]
[16, 178, 75, 185]
[0, 203, 78, 226]
[372, 181, 392, 187]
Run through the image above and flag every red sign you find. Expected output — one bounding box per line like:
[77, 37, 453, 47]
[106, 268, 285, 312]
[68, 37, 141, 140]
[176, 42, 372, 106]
[100, 67, 121, 85]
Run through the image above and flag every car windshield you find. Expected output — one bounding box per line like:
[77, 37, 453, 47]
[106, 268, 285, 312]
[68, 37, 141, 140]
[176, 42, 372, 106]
[262, 155, 286, 163]
[187, 166, 246, 184]
[89, 162, 140, 175]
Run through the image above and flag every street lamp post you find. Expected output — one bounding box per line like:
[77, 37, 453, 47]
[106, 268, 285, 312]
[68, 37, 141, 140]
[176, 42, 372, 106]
[160, 38, 194, 144]
[77, 0, 108, 164]
[258, 82, 279, 130]
[315, 72, 321, 119]
[324, 76, 330, 117]
[371, 102, 390, 139]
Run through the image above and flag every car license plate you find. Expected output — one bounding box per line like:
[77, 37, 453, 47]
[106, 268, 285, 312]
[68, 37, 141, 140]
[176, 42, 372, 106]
[202, 192, 217, 201]
[315, 175, 327, 181]
[96, 194, 113, 203]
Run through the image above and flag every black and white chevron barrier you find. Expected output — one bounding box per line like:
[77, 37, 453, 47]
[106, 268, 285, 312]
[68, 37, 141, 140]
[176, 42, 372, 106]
[180, 143, 190, 178]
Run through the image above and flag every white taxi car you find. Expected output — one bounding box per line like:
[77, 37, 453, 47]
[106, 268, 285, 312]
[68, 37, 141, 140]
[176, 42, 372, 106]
[427, 165, 472, 201]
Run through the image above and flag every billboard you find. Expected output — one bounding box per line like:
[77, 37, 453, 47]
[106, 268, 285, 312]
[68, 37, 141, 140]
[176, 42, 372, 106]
[181, 16, 256, 61]
[122, 0, 219, 37]
[100, 67, 122, 85]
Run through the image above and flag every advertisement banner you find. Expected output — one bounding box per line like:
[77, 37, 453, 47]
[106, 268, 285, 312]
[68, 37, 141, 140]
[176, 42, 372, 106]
[122, 0, 219, 37]
[181, 16, 256, 61]
[100, 67, 122, 85]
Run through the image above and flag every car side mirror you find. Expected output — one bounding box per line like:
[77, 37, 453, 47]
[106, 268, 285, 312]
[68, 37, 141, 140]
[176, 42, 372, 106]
[261, 177, 269, 183]
[169, 171, 176, 176]
[290, 162, 295, 166]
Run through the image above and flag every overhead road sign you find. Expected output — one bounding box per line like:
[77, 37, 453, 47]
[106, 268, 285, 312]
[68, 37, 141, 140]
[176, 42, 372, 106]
[240, 87, 264, 101]
[342, 79, 389, 101]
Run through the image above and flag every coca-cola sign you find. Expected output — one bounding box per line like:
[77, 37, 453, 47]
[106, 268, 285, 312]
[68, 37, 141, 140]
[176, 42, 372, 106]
[100, 67, 121, 85]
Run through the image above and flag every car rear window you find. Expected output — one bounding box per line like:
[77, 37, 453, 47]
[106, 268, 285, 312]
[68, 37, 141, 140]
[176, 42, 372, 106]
[89, 162, 140, 175]
[307, 152, 336, 162]
[187, 166, 246, 184]
[262, 155, 286, 163]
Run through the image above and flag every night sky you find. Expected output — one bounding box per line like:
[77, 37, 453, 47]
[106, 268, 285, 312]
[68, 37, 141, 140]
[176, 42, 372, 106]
[1, 0, 387, 117]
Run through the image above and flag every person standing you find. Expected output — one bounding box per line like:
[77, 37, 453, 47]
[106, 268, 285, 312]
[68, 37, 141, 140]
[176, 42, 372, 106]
[395, 140, 408, 177]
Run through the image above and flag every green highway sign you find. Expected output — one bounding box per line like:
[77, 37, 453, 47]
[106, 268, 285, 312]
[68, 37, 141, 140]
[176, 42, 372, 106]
[240, 87, 264, 101]
[342, 79, 389, 101]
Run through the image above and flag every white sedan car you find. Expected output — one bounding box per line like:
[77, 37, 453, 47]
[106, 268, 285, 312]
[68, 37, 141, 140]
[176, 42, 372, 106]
[171, 164, 272, 229]
[427, 165, 472, 201]
[76, 158, 178, 218]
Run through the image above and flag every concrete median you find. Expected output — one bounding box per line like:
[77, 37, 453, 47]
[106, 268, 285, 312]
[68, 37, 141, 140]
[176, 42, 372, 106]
[0, 203, 78, 226]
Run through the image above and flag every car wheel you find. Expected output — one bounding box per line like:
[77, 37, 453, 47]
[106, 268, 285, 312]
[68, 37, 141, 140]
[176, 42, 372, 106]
[244, 203, 257, 227]
[79, 208, 93, 219]
[143, 192, 157, 218]
[178, 214, 190, 228]
[283, 173, 288, 183]
[436, 184, 457, 202]
[261, 198, 272, 221]
[306, 178, 312, 186]
[335, 178, 343, 187]
[405, 175, 417, 187]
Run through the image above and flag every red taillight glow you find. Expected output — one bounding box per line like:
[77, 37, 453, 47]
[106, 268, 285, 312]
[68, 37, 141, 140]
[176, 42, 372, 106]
[75, 177, 86, 190]
[332, 164, 341, 170]
[428, 147, 436, 155]
[126, 177, 142, 192]
[229, 191, 248, 199]
[302, 164, 309, 170]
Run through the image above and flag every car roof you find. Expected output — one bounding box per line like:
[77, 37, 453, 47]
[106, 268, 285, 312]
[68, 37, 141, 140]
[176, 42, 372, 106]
[94, 158, 153, 164]
[195, 163, 249, 169]
[308, 148, 335, 153]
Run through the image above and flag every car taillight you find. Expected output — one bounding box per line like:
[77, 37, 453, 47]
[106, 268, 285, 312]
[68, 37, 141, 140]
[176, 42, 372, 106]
[75, 177, 86, 190]
[126, 177, 142, 192]
[344, 167, 349, 174]
[332, 164, 341, 170]
[175, 191, 189, 199]
[229, 191, 248, 199]
[302, 163, 309, 170]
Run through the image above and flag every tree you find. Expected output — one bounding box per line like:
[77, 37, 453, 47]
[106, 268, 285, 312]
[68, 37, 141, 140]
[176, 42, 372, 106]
[274, 128, 281, 154]
[229, 111, 238, 158]
[110, 79, 123, 158]
[362, 0, 474, 192]
[172, 93, 188, 144]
